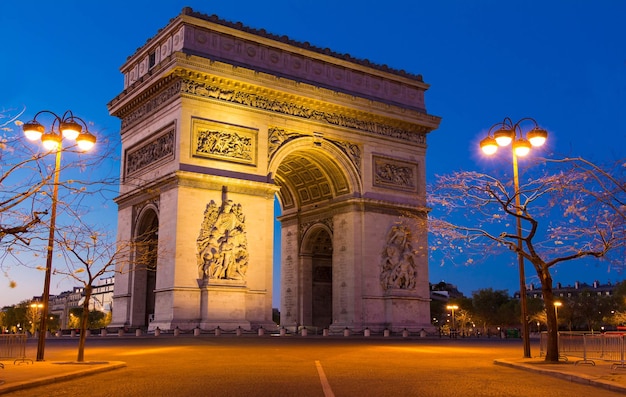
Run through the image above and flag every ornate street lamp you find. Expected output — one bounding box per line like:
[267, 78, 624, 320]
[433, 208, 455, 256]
[23, 110, 96, 361]
[479, 117, 548, 358]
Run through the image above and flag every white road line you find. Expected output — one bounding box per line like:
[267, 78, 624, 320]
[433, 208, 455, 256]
[315, 360, 335, 397]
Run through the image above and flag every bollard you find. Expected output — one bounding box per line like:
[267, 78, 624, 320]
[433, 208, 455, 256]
[343, 328, 350, 337]
[236, 326, 242, 336]
[155, 327, 161, 336]
[383, 329, 390, 337]
[136, 329, 142, 337]
[258, 327, 265, 336]
[194, 327, 201, 336]
[323, 328, 329, 337]
[364, 328, 371, 337]
[215, 327, 221, 336]
[174, 327, 180, 336]
[301, 328, 308, 337]
[71, 330, 76, 338]
[279, 327, 286, 337]
[101, 328, 107, 337]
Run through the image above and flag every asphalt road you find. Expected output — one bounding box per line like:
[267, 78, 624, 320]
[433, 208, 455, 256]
[7, 336, 623, 396]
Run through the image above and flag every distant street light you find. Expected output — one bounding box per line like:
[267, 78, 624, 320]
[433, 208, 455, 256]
[30, 302, 43, 334]
[446, 304, 459, 337]
[554, 301, 562, 330]
[480, 117, 548, 358]
[23, 110, 96, 361]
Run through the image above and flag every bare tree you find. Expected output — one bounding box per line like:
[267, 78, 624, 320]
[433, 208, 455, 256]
[0, 109, 49, 252]
[52, 221, 159, 362]
[427, 157, 625, 362]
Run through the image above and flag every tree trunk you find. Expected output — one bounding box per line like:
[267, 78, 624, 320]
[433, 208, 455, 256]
[540, 270, 559, 362]
[77, 285, 92, 362]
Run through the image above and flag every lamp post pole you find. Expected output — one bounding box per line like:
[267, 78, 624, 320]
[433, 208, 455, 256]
[512, 151, 531, 358]
[23, 110, 96, 361]
[446, 304, 458, 337]
[479, 117, 548, 359]
[36, 148, 60, 361]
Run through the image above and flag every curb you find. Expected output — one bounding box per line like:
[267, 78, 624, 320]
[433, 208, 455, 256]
[494, 359, 626, 394]
[0, 361, 126, 395]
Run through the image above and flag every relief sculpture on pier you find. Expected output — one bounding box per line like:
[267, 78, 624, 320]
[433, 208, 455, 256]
[197, 199, 249, 282]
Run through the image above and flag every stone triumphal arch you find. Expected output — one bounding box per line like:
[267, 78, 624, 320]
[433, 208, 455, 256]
[108, 8, 441, 332]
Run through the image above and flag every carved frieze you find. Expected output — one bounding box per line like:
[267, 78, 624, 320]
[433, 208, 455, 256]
[118, 73, 430, 145]
[119, 77, 182, 130]
[192, 118, 257, 165]
[197, 199, 249, 282]
[380, 223, 417, 291]
[373, 155, 418, 192]
[179, 77, 427, 144]
[125, 127, 175, 177]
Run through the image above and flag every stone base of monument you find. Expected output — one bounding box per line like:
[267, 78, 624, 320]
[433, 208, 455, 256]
[198, 280, 251, 330]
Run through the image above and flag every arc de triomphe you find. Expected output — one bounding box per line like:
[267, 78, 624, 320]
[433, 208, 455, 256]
[108, 8, 441, 332]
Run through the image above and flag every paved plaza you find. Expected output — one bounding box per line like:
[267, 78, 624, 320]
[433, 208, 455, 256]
[2, 335, 626, 396]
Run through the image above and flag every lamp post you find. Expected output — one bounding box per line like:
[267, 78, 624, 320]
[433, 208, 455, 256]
[554, 301, 562, 330]
[446, 304, 458, 337]
[23, 110, 96, 361]
[479, 117, 548, 358]
[30, 302, 43, 335]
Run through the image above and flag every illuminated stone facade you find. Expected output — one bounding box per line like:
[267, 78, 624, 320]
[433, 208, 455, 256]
[108, 8, 440, 332]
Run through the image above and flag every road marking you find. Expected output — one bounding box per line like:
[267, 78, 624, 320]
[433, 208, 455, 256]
[315, 360, 335, 397]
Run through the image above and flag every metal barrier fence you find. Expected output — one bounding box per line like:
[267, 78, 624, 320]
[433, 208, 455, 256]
[0, 334, 30, 364]
[540, 331, 626, 369]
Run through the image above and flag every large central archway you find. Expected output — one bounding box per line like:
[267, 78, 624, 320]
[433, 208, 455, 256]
[270, 137, 361, 330]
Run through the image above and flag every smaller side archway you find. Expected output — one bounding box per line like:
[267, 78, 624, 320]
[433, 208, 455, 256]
[130, 205, 159, 327]
[300, 223, 333, 329]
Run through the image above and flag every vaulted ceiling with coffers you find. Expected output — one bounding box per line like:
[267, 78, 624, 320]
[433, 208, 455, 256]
[274, 150, 350, 210]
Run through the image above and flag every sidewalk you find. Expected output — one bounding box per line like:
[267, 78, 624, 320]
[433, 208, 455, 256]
[2, 356, 626, 395]
[0, 360, 126, 395]
[494, 357, 626, 394]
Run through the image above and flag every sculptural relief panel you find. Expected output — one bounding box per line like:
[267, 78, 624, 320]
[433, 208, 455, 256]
[380, 223, 417, 291]
[372, 155, 418, 192]
[196, 199, 249, 282]
[125, 126, 176, 178]
[191, 117, 257, 165]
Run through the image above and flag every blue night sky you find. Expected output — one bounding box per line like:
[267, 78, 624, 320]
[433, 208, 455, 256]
[2, 1, 625, 307]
